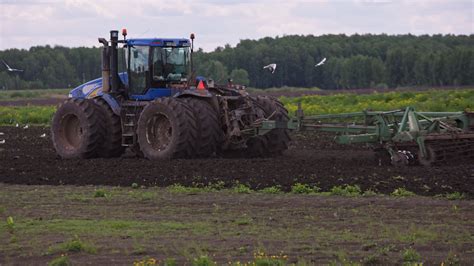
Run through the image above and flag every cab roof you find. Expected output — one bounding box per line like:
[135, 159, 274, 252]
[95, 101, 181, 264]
[126, 38, 190, 47]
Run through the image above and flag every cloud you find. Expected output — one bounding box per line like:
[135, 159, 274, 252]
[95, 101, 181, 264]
[0, 0, 472, 51]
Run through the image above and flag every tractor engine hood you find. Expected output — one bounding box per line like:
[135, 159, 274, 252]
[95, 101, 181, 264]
[69, 72, 128, 99]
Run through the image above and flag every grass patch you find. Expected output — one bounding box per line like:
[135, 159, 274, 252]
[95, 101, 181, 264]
[48, 254, 71, 266]
[11, 218, 212, 239]
[127, 190, 158, 201]
[329, 185, 362, 197]
[234, 216, 253, 226]
[291, 183, 320, 194]
[93, 189, 108, 198]
[402, 248, 422, 264]
[445, 192, 466, 200]
[233, 183, 253, 194]
[192, 255, 217, 266]
[0, 106, 56, 125]
[167, 184, 203, 194]
[48, 236, 97, 254]
[391, 188, 416, 197]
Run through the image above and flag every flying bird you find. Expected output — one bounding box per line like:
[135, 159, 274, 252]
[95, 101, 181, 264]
[2, 60, 24, 72]
[40, 133, 46, 138]
[23, 124, 29, 129]
[263, 63, 277, 74]
[315, 58, 326, 67]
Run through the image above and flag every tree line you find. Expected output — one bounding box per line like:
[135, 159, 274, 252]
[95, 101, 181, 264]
[0, 34, 473, 90]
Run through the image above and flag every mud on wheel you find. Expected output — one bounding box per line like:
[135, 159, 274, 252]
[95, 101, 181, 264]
[137, 98, 198, 160]
[51, 98, 104, 159]
[94, 97, 125, 158]
[249, 96, 291, 156]
[182, 97, 221, 157]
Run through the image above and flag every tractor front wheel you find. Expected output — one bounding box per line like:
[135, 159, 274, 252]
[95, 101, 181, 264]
[51, 98, 104, 159]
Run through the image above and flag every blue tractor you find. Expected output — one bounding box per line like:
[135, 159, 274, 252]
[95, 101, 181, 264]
[51, 30, 290, 160]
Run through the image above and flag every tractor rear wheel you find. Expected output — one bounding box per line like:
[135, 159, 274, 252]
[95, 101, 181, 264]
[137, 98, 198, 160]
[51, 98, 104, 159]
[251, 96, 291, 156]
[182, 97, 221, 157]
[94, 97, 125, 158]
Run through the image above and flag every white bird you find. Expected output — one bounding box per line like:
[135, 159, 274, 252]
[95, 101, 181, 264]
[40, 133, 46, 138]
[23, 124, 29, 129]
[0, 132, 4, 135]
[263, 63, 277, 74]
[0, 140, 5, 144]
[2, 60, 24, 72]
[315, 58, 327, 67]
[15, 123, 19, 127]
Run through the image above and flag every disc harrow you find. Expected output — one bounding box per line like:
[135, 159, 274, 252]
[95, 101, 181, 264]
[259, 106, 474, 167]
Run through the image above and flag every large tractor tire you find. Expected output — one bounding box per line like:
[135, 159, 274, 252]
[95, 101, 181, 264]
[94, 97, 125, 158]
[250, 96, 291, 156]
[51, 98, 104, 159]
[137, 98, 198, 160]
[182, 97, 221, 157]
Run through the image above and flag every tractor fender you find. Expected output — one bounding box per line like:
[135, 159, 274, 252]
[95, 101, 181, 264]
[174, 89, 213, 98]
[99, 94, 121, 116]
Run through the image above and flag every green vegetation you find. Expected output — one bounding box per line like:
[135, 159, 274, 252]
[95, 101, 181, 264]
[445, 192, 466, 200]
[1, 89, 472, 126]
[232, 183, 253, 194]
[290, 183, 320, 194]
[281, 89, 474, 116]
[0, 105, 55, 125]
[402, 248, 422, 264]
[48, 236, 97, 254]
[330, 185, 362, 197]
[48, 255, 71, 266]
[192, 255, 216, 266]
[93, 189, 108, 198]
[391, 188, 416, 197]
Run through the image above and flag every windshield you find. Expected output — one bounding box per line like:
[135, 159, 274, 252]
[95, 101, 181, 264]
[152, 47, 189, 82]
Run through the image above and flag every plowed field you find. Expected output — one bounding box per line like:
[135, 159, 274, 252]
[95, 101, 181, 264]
[1, 126, 473, 197]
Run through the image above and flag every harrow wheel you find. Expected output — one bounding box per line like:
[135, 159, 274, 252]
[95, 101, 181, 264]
[251, 96, 291, 156]
[51, 98, 104, 159]
[137, 98, 197, 160]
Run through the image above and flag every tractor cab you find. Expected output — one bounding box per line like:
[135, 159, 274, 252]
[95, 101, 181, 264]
[123, 38, 192, 100]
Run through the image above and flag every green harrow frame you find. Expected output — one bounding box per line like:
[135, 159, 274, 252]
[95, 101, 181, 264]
[260, 104, 474, 166]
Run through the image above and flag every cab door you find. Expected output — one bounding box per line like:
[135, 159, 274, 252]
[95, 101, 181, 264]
[128, 46, 150, 95]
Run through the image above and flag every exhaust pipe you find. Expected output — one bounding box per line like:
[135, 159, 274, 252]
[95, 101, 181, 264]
[98, 38, 110, 93]
[110, 30, 119, 93]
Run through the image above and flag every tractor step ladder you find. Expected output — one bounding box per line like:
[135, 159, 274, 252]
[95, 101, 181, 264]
[121, 102, 145, 147]
[121, 113, 137, 147]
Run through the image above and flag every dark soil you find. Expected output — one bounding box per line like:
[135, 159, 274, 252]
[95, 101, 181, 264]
[1, 126, 473, 196]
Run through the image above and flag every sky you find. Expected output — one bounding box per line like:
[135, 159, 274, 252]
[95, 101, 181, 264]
[0, 0, 472, 52]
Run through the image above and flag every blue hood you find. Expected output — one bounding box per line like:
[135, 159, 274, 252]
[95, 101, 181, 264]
[69, 72, 128, 99]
